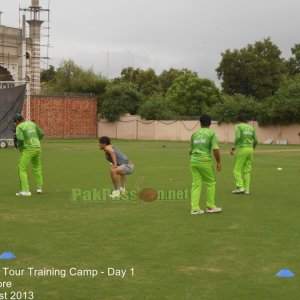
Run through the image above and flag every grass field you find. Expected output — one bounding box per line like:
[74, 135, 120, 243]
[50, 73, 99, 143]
[1, 140, 300, 300]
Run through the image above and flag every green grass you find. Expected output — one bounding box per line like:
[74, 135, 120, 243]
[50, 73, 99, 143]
[1, 140, 300, 300]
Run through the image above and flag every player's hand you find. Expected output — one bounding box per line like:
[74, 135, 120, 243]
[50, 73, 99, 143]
[216, 163, 221, 171]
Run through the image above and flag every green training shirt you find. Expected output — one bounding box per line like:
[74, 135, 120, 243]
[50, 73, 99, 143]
[16, 121, 44, 149]
[234, 123, 258, 150]
[190, 127, 219, 163]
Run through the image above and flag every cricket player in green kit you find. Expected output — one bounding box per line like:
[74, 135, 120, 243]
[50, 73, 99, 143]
[190, 114, 222, 215]
[14, 114, 44, 196]
[230, 115, 258, 194]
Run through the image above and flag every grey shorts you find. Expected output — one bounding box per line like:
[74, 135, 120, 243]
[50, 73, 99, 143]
[121, 163, 134, 175]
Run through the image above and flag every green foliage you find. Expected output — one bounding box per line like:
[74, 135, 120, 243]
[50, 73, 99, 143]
[216, 38, 287, 100]
[70, 68, 108, 95]
[138, 94, 177, 120]
[49, 59, 82, 92]
[270, 98, 300, 124]
[210, 94, 259, 123]
[166, 72, 221, 116]
[100, 82, 144, 121]
[287, 44, 300, 75]
[41, 60, 109, 96]
[158, 68, 193, 95]
[39, 47, 300, 125]
[40, 65, 56, 82]
[117, 67, 160, 96]
[257, 76, 300, 125]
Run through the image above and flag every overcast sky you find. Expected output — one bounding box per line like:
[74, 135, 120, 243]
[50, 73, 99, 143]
[1, 0, 299, 84]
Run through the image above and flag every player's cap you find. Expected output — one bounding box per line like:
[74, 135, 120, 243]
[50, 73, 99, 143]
[13, 114, 24, 122]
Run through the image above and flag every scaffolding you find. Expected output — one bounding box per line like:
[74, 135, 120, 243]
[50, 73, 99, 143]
[19, 0, 51, 94]
[19, 0, 51, 66]
[0, 1, 50, 95]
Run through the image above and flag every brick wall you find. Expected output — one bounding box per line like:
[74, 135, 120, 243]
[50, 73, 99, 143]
[22, 96, 97, 138]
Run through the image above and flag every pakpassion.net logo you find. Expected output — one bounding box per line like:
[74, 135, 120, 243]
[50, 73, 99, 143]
[70, 188, 189, 202]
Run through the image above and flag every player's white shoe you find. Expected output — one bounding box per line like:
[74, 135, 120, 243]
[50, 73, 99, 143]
[205, 207, 222, 213]
[109, 190, 120, 199]
[244, 190, 250, 195]
[191, 210, 204, 215]
[232, 188, 245, 194]
[119, 187, 127, 195]
[37, 187, 43, 194]
[16, 191, 32, 196]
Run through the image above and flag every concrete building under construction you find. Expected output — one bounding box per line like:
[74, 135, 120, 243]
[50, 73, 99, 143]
[0, 0, 49, 95]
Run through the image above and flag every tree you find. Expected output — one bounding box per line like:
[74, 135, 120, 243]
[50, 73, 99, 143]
[166, 73, 221, 116]
[216, 38, 287, 100]
[257, 76, 300, 125]
[210, 94, 259, 123]
[50, 59, 82, 92]
[40, 60, 109, 113]
[158, 68, 193, 95]
[117, 67, 159, 96]
[40, 65, 56, 82]
[138, 94, 177, 120]
[287, 44, 300, 75]
[70, 68, 108, 95]
[42, 59, 109, 95]
[100, 82, 144, 121]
